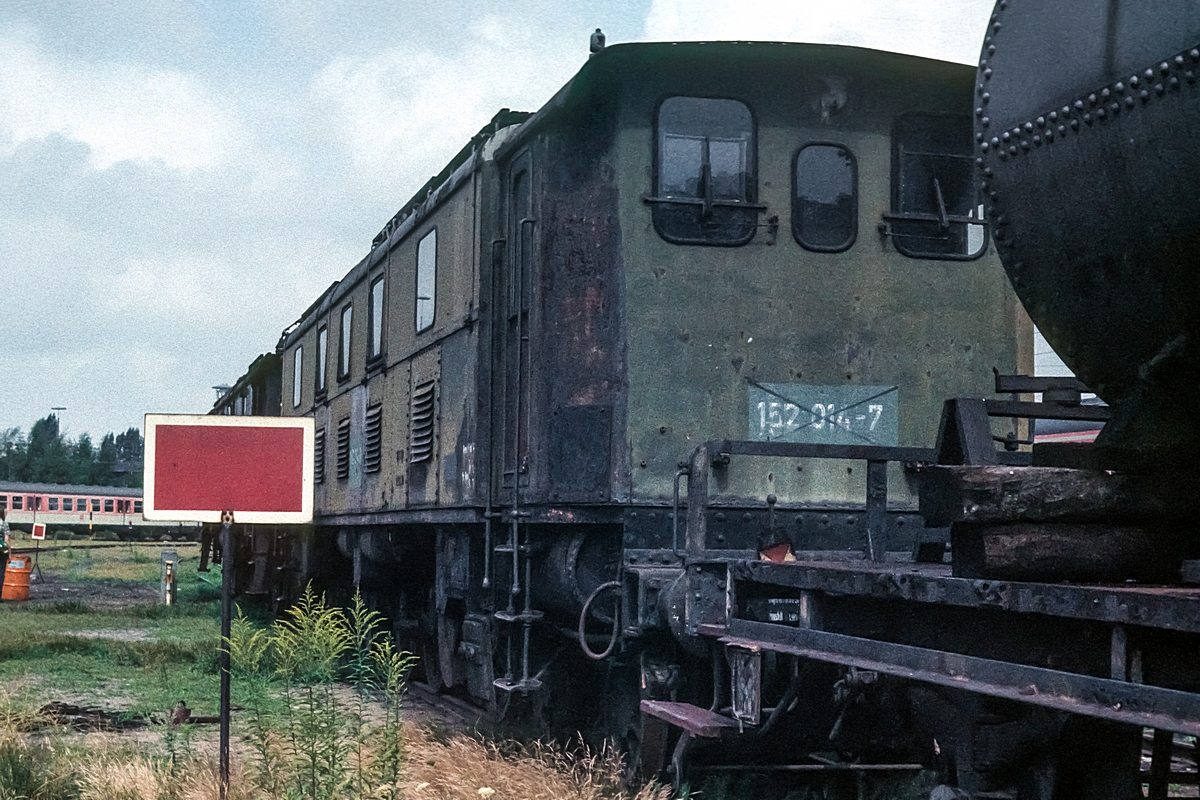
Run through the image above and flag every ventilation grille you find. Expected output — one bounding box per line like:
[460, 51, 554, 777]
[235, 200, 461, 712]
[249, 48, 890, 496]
[336, 417, 351, 480]
[314, 428, 326, 484]
[364, 404, 383, 473]
[410, 379, 436, 464]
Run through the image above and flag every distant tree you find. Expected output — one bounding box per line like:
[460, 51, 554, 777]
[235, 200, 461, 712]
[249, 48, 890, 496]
[90, 432, 117, 486]
[2, 419, 144, 488]
[24, 415, 72, 484]
[115, 428, 143, 464]
[113, 427, 144, 487]
[0, 428, 24, 482]
[71, 434, 94, 484]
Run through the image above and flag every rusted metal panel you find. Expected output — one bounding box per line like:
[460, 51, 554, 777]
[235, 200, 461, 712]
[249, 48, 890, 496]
[640, 700, 740, 738]
[728, 646, 762, 726]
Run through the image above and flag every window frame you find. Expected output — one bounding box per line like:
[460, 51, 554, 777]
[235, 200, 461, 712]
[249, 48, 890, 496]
[888, 112, 988, 261]
[338, 303, 353, 382]
[368, 275, 385, 363]
[792, 141, 859, 254]
[315, 325, 328, 397]
[416, 229, 437, 333]
[648, 95, 763, 247]
[292, 345, 303, 408]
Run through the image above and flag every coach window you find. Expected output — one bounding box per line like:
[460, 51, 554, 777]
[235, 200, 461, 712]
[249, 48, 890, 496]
[890, 114, 986, 259]
[0, 496, 6, 509]
[416, 230, 436, 332]
[134, 501, 143, 513]
[338, 304, 353, 381]
[91, 499, 100, 512]
[63, 498, 72, 511]
[292, 345, 303, 408]
[78, 498, 86, 511]
[104, 499, 113, 513]
[48, 497, 58, 511]
[650, 96, 759, 246]
[793, 144, 857, 252]
[11, 496, 21, 510]
[316, 325, 328, 397]
[368, 276, 385, 362]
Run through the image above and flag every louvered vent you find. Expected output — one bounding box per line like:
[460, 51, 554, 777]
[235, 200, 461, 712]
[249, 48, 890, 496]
[336, 417, 351, 480]
[314, 428, 326, 484]
[410, 379, 436, 464]
[364, 404, 383, 473]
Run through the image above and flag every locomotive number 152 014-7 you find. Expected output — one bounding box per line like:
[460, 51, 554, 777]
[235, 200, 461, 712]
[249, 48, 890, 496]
[756, 401, 884, 436]
[747, 383, 899, 446]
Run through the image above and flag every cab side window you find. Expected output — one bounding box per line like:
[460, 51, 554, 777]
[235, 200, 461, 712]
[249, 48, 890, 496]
[793, 143, 857, 252]
[651, 96, 759, 246]
[890, 114, 986, 259]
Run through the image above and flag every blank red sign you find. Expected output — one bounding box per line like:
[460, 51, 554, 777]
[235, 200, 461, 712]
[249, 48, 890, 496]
[31, 523, 45, 541]
[144, 415, 314, 524]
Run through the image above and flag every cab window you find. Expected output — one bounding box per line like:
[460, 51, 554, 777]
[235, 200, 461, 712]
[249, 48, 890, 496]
[793, 143, 857, 252]
[890, 114, 986, 259]
[650, 96, 759, 246]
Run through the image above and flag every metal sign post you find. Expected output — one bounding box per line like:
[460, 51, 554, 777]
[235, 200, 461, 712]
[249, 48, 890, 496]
[219, 510, 234, 800]
[30, 523, 44, 583]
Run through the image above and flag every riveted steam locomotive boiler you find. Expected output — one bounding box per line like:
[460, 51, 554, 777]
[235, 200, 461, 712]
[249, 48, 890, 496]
[212, 4, 1200, 796]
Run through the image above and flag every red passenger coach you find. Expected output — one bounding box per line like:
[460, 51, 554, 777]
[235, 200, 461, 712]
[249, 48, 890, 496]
[143, 414, 314, 524]
[0, 481, 192, 536]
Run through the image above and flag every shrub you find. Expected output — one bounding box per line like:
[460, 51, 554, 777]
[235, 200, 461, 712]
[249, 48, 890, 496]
[92, 530, 118, 542]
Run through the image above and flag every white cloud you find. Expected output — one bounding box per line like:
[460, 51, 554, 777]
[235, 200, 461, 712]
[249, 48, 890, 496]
[308, 15, 582, 190]
[0, 26, 242, 172]
[641, 0, 996, 65]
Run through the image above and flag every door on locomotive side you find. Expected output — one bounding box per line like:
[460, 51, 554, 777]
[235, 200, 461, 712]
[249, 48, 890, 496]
[495, 149, 536, 502]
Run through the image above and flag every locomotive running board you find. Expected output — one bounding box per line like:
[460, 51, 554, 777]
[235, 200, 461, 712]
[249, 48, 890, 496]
[704, 620, 1200, 737]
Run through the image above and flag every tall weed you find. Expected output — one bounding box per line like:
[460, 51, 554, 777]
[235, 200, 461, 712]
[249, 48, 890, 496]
[228, 585, 417, 800]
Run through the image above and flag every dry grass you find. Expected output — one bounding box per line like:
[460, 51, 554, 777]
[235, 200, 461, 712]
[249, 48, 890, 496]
[0, 695, 672, 800]
[403, 724, 672, 800]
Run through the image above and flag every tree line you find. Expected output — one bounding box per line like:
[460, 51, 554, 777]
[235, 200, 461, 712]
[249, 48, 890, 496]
[0, 414, 143, 488]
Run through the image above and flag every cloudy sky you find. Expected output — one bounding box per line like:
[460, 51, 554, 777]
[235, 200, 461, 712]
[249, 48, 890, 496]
[0, 0, 1005, 440]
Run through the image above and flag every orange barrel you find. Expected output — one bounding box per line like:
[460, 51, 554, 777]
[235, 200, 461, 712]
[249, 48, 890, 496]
[2, 558, 32, 601]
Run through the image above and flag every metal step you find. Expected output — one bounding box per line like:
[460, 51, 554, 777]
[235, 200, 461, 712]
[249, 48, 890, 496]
[494, 676, 544, 694]
[494, 609, 544, 624]
[640, 700, 741, 739]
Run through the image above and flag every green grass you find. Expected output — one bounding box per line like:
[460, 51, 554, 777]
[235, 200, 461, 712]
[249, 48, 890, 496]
[0, 545, 221, 718]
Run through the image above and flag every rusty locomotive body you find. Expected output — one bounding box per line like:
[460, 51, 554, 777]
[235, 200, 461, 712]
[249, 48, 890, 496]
[213, 10, 1200, 797]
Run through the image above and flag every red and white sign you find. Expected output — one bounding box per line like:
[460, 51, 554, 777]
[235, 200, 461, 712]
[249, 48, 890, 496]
[143, 414, 315, 524]
[31, 523, 45, 541]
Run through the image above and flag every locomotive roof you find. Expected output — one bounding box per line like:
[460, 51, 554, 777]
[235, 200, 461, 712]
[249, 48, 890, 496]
[277, 40, 969, 352]
[0, 481, 142, 497]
